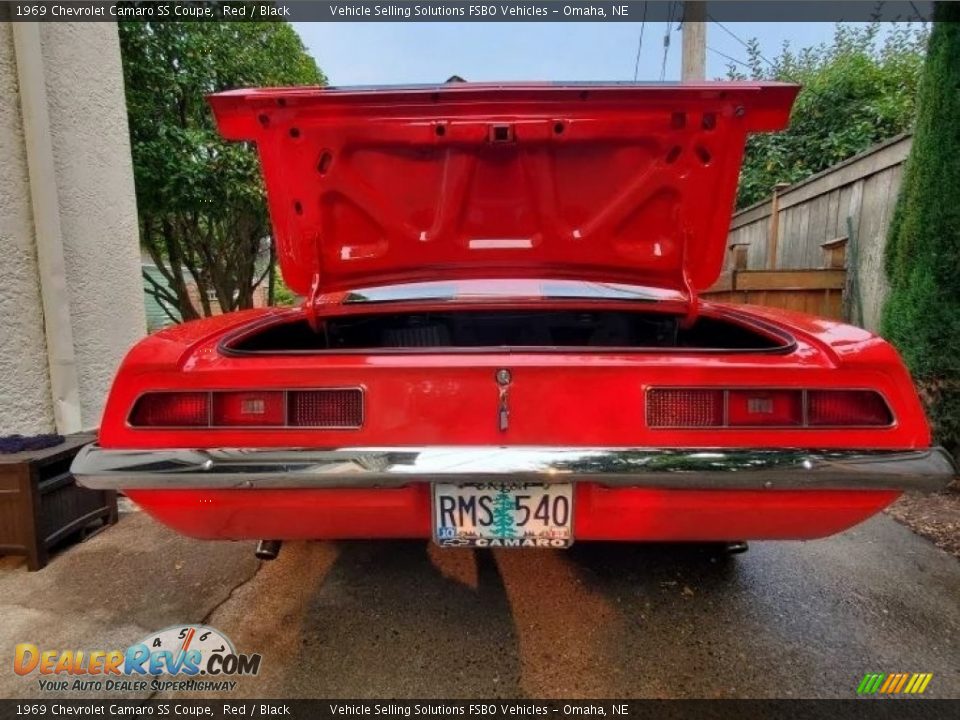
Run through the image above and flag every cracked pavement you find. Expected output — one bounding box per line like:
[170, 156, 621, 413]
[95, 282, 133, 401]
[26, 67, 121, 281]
[1, 507, 957, 699]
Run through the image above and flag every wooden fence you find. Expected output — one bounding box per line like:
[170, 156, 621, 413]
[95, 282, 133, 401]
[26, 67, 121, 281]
[704, 134, 912, 329]
[705, 269, 846, 320]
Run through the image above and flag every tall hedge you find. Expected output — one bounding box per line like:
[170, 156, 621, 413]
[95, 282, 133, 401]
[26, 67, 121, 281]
[882, 2, 960, 459]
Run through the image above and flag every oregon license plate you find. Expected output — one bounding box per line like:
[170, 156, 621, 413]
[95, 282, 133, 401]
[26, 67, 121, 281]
[432, 483, 574, 548]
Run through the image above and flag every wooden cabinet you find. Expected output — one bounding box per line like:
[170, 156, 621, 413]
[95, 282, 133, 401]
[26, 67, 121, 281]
[0, 434, 117, 570]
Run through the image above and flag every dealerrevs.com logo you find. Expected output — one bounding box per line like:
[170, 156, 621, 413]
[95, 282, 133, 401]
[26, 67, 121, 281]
[14, 625, 261, 693]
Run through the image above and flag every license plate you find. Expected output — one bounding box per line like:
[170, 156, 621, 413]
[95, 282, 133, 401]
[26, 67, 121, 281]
[432, 483, 574, 548]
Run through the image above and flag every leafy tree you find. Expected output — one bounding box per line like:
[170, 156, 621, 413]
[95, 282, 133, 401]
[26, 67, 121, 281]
[727, 23, 927, 208]
[881, 4, 960, 459]
[119, 19, 323, 321]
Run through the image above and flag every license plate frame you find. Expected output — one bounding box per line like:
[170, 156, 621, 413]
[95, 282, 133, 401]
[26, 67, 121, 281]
[432, 482, 574, 548]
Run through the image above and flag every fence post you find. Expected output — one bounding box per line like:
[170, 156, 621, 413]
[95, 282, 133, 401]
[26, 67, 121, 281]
[767, 182, 790, 270]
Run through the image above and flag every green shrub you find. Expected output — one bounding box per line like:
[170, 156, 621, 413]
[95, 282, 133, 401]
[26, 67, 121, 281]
[729, 23, 927, 208]
[882, 3, 960, 460]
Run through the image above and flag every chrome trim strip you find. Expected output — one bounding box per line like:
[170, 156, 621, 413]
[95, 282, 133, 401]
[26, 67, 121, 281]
[71, 445, 956, 493]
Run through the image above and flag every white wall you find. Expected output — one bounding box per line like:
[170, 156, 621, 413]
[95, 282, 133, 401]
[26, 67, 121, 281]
[0, 22, 145, 435]
[0, 23, 54, 435]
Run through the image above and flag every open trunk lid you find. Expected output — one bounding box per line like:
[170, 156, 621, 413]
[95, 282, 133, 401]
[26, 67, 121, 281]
[208, 82, 798, 302]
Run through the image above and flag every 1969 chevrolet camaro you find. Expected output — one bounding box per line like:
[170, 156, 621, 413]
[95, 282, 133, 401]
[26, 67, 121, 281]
[72, 82, 955, 554]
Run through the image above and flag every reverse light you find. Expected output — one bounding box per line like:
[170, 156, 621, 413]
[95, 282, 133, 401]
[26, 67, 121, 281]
[727, 389, 802, 427]
[129, 389, 363, 428]
[647, 388, 892, 428]
[212, 391, 284, 426]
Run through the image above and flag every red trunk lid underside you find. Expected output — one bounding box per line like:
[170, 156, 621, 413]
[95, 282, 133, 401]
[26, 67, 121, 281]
[209, 82, 799, 301]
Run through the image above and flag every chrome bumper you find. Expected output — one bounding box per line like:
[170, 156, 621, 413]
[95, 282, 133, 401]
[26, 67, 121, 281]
[71, 445, 956, 493]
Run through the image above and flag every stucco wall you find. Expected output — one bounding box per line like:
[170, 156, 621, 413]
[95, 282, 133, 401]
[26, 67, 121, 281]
[0, 22, 144, 435]
[0, 23, 54, 435]
[39, 23, 145, 430]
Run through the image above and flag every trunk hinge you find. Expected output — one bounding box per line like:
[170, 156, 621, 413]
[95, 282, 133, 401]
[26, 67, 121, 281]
[305, 272, 322, 332]
[680, 229, 700, 328]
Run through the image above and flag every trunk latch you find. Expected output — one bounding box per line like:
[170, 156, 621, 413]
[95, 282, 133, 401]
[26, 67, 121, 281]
[488, 123, 515, 144]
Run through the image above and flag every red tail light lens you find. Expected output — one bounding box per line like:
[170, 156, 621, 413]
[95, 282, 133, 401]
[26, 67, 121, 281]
[647, 387, 894, 428]
[212, 391, 284, 426]
[288, 389, 363, 427]
[130, 392, 209, 427]
[727, 390, 802, 426]
[647, 389, 724, 427]
[807, 390, 892, 427]
[130, 389, 364, 428]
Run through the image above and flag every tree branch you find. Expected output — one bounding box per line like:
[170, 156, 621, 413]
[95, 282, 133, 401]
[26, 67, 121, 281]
[141, 269, 180, 307]
[143, 285, 183, 325]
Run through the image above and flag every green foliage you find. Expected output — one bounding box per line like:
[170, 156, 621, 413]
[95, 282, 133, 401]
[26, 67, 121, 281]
[120, 16, 323, 319]
[271, 274, 300, 307]
[881, 4, 960, 458]
[728, 23, 927, 208]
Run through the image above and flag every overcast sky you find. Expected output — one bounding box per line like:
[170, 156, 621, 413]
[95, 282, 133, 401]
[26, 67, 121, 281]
[292, 22, 855, 85]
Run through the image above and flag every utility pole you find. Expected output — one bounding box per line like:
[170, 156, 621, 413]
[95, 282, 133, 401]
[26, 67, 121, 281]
[681, 1, 707, 81]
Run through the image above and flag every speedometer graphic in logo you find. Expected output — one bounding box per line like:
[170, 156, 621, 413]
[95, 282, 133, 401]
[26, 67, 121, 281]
[138, 625, 234, 657]
[129, 624, 237, 675]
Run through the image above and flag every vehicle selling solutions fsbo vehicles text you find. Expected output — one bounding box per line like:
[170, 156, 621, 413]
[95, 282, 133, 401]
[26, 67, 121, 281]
[328, 4, 552, 19]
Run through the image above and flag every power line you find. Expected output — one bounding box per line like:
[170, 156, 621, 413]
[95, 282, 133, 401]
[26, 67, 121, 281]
[632, 1, 648, 82]
[707, 45, 751, 71]
[707, 14, 774, 69]
[659, 0, 676, 81]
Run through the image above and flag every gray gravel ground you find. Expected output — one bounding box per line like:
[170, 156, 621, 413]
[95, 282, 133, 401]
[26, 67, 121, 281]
[1, 509, 957, 699]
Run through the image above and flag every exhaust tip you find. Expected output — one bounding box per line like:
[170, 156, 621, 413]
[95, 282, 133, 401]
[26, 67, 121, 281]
[255, 540, 282, 560]
[725, 541, 749, 555]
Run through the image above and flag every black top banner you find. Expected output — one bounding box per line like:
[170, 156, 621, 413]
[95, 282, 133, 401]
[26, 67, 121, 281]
[0, 1, 939, 23]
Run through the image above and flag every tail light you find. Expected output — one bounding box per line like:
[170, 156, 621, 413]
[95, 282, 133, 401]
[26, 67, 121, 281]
[130, 392, 209, 427]
[647, 388, 892, 428]
[288, 390, 363, 428]
[129, 389, 363, 428]
[808, 390, 893, 427]
[646, 389, 724, 427]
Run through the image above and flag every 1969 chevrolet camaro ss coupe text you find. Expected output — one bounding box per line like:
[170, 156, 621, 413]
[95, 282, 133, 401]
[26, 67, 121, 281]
[72, 82, 956, 553]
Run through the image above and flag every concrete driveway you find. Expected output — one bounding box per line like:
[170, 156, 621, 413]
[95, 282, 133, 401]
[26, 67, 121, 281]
[1, 507, 957, 699]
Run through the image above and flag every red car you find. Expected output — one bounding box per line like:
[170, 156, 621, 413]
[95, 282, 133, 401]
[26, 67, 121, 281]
[73, 82, 955, 556]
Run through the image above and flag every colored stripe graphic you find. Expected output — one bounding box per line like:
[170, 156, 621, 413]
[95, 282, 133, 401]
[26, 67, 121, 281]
[858, 673, 933, 695]
[857, 674, 881, 694]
